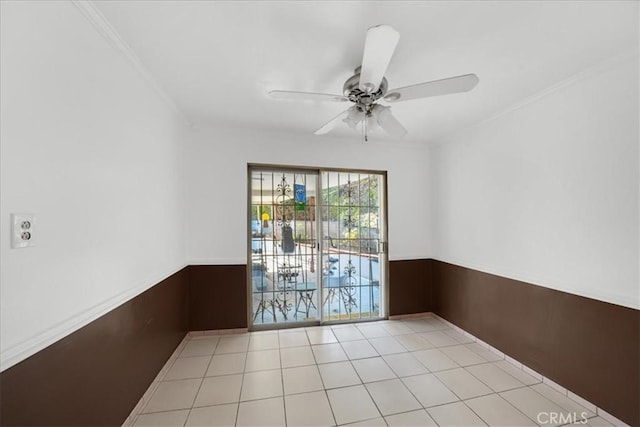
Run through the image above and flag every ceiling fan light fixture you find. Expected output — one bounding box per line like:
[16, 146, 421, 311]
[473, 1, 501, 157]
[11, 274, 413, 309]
[343, 106, 365, 129]
[365, 111, 379, 132]
[375, 105, 408, 137]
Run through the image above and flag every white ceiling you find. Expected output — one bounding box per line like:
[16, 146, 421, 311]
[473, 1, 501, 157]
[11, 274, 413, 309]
[94, 0, 637, 144]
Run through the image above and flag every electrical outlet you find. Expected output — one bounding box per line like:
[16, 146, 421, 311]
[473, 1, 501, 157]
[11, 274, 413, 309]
[11, 213, 36, 249]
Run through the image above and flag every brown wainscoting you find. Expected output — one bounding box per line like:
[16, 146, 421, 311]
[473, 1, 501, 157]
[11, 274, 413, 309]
[388, 259, 433, 316]
[432, 260, 640, 426]
[188, 264, 248, 331]
[187, 261, 431, 330]
[0, 268, 189, 427]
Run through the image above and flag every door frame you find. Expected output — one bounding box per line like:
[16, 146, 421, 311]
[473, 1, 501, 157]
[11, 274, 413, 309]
[247, 163, 389, 331]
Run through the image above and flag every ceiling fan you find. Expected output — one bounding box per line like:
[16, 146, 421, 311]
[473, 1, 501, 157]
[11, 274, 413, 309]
[268, 25, 479, 141]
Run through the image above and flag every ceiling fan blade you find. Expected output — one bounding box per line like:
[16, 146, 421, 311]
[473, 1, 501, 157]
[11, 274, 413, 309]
[384, 74, 479, 103]
[374, 105, 408, 137]
[314, 109, 351, 135]
[359, 25, 399, 93]
[268, 90, 348, 102]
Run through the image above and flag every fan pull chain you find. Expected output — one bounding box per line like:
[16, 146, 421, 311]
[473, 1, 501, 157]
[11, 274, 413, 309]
[363, 113, 368, 143]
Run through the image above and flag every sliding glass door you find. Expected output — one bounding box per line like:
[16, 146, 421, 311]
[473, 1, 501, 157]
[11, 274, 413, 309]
[249, 169, 320, 326]
[248, 166, 387, 329]
[319, 171, 386, 322]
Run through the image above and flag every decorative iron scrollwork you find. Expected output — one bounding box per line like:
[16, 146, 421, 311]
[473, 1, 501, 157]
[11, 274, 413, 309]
[344, 259, 357, 277]
[342, 214, 358, 230]
[341, 180, 358, 232]
[340, 259, 358, 314]
[339, 180, 357, 203]
[275, 174, 294, 227]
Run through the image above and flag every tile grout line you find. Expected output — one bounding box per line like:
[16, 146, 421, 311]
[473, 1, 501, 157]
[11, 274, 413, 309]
[457, 369, 538, 426]
[305, 328, 340, 426]
[457, 398, 492, 426]
[360, 357, 394, 423]
[526, 383, 598, 422]
[278, 332, 289, 427]
[336, 323, 390, 425]
[126, 314, 628, 427]
[395, 316, 567, 427]
[430, 312, 628, 427]
[312, 328, 354, 424]
[184, 335, 222, 426]
[125, 334, 190, 424]
[233, 334, 251, 427]
[348, 321, 454, 424]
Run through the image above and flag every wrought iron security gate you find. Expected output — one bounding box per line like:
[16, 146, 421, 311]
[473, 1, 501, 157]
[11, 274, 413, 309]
[248, 166, 387, 329]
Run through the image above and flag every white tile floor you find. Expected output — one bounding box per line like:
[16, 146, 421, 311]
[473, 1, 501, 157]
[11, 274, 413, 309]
[127, 314, 619, 427]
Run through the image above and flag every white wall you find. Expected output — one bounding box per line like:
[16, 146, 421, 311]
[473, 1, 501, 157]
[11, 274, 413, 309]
[0, 2, 188, 370]
[5, 0, 632, 378]
[185, 126, 432, 264]
[430, 54, 639, 309]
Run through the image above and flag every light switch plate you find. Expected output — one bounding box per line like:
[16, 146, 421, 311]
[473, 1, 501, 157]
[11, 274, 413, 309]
[11, 213, 36, 249]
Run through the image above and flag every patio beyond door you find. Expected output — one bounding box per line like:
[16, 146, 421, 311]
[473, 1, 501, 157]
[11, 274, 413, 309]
[320, 171, 386, 322]
[249, 167, 387, 329]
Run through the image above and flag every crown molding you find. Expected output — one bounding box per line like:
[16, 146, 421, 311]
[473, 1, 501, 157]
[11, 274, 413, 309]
[70, 0, 191, 126]
[432, 48, 639, 147]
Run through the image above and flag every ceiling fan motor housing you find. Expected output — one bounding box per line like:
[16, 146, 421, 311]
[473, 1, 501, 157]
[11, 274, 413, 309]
[343, 67, 388, 109]
[268, 25, 479, 139]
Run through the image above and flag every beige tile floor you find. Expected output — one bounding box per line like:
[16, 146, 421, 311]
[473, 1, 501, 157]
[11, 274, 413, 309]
[127, 315, 619, 427]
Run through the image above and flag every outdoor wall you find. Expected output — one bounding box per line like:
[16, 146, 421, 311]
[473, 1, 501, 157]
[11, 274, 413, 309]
[185, 125, 432, 264]
[430, 53, 639, 309]
[0, 1, 188, 371]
